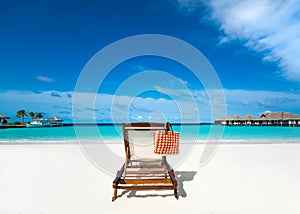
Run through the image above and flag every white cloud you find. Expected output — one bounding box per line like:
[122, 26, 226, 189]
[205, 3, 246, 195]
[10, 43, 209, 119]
[176, 0, 300, 81]
[36, 75, 55, 83]
[155, 85, 191, 97]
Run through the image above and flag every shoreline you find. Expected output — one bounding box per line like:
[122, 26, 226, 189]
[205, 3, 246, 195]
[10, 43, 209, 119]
[1, 123, 73, 128]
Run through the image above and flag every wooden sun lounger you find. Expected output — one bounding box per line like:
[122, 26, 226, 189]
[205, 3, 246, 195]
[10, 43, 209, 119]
[112, 122, 178, 201]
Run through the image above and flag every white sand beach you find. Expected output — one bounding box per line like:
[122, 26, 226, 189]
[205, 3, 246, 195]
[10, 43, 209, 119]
[1, 143, 300, 214]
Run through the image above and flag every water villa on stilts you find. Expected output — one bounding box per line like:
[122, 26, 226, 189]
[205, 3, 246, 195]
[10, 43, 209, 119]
[0, 113, 10, 127]
[215, 112, 300, 126]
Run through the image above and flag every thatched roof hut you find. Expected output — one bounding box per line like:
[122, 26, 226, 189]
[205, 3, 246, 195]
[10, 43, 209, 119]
[0, 113, 10, 124]
[231, 114, 242, 120]
[259, 112, 300, 120]
[0, 114, 10, 119]
[215, 112, 300, 126]
[282, 112, 300, 120]
[47, 116, 63, 125]
[47, 116, 63, 122]
[242, 114, 256, 120]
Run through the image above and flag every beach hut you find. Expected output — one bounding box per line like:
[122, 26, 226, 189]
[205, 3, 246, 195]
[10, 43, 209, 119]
[258, 112, 282, 125]
[282, 112, 300, 126]
[231, 114, 242, 125]
[216, 112, 300, 126]
[258, 112, 300, 126]
[0, 113, 10, 125]
[242, 114, 256, 125]
[47, 116, 64, 126]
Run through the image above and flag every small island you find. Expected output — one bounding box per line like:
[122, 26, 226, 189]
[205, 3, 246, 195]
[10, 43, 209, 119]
[0, 110, 66, 128]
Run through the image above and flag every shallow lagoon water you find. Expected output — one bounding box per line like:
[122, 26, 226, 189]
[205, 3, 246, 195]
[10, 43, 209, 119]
[0, 125, 300, 144]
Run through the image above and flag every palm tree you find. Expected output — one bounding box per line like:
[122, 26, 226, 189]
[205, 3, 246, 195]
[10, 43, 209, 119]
[28, 112, 35, 121]
[16, 110, 27, 124]
[35, 112, 44, 119]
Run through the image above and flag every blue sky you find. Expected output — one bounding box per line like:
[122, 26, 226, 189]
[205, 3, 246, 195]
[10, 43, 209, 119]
[1, 0, 300, 123]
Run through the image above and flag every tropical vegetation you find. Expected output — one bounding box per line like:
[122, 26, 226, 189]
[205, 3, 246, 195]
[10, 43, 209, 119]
[16, 110, 44, 123]
[16, 110, 27, 124]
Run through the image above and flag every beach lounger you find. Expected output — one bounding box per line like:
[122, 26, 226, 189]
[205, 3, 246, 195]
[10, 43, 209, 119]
[112, 122, 178, 201]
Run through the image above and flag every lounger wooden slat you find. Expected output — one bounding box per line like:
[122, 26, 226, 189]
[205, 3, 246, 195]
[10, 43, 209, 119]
[119, 178, 172, 184]
[125, 165, 165, 169]
[118, 185, 174, 190]
[125, 170, 167, 174]
[124, 175, 167, 178]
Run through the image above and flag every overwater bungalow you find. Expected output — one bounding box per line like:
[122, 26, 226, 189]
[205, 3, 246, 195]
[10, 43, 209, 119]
[215, 112, 300, 126]
[47, 116, 64, 126]
[0, 113, 10, 126]
[259, 112, 300, 126]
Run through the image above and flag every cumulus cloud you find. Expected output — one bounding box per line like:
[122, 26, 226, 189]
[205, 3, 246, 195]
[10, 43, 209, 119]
[36, 75, 55, 83]
[155, 85, 191, 97]
[176, 0, 300, 81]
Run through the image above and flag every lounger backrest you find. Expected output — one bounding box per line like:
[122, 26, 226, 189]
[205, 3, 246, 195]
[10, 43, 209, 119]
[123, 123, 166, 161]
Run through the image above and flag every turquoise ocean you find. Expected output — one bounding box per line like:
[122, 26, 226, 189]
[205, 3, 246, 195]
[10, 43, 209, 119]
[0, 125, 300, 144]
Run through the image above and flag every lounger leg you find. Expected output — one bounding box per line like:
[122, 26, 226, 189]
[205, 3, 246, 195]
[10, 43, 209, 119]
[112, 188, 117, 201]
[165, 162, 178, 200]
[112, 164, 125, 202]
[174, 189, 179, 200]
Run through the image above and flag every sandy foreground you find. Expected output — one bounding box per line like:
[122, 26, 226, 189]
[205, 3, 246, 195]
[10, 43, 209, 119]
[1, 143, 300, 214]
